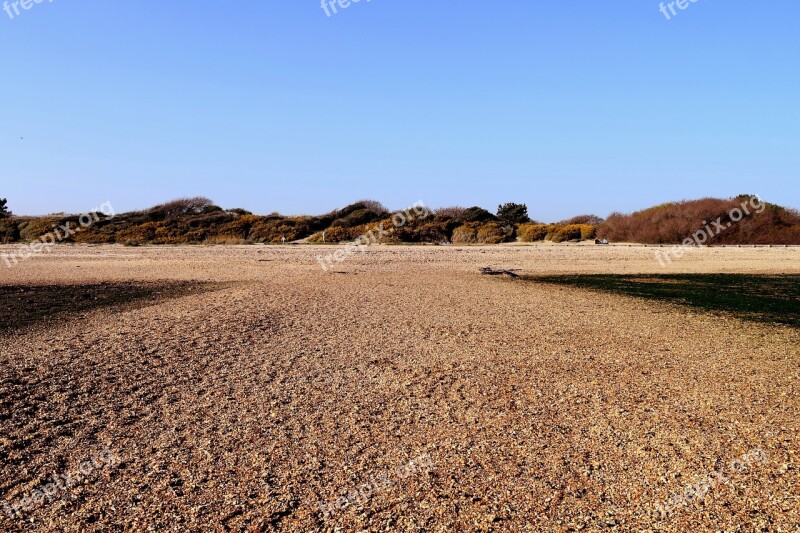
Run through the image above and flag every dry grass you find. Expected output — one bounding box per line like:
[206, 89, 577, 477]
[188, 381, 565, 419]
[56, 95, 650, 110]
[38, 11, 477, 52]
[0, 244, 797, 531]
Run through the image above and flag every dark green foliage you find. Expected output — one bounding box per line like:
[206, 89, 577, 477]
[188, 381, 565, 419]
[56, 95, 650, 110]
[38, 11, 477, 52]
[327, 201, 388, 228]
[331, 209, 380, 228]
[457, 207, 498, 224]
[0, 198, 9, 217]
[0, 218, 19, 243]
[497, 203, 529, 225]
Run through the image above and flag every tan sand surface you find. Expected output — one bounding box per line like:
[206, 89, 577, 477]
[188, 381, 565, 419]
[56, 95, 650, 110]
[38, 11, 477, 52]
[0, 244, 797, 531]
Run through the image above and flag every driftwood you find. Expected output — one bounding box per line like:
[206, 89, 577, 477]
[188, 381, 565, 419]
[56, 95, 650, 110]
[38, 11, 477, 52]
[479, 267, 520, 278]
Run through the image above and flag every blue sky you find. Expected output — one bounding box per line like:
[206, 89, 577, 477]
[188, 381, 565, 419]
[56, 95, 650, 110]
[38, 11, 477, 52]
[1, 1, 798, 220]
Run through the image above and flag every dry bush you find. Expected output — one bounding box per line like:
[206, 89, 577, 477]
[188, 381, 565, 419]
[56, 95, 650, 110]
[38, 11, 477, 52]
[250, 217, 313, 243]
[394, 219, 454, 243]
[517, 224, 550, 242]
[17, 217, 62, 242]
[452, 222, 509, 244]
[331, 209, 380, 228]
[561, 214, 604, 225]
[72, 230, 114, 244]
[204, 236, 249, 245]
[116, 222, 161, 243]
[596, 196, 800, 244]
[477, 222, 511, 244]
[147, 197, 216, 220]
[355, 199, 389, 216]
[6, 196, 796, 247]
[218, 215, 262, 241]
[434, 206, 466, 219]
[548, 225, 581, 242]
[548, 224, 596, 242]
[451, 224, 479, 244]
[325, 201, 386, 229]
[182, 228, 213, 243]
[306, 225, 358, 243]
[0, 218, 19, 243]
[578, 224, 598, 240]
[598, 212, 631, 242]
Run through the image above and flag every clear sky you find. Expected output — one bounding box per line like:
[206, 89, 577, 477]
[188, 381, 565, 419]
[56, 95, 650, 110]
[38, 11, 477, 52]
[1, 1, 798, 221]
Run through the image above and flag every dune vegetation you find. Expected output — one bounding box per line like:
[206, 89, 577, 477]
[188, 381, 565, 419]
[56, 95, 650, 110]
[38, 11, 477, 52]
[1, 195, 798, 246]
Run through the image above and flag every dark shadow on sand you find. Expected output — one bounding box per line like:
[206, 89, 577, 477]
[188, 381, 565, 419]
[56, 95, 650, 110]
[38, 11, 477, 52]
[0, 281, 229, 331]
[522, 274, 800, 328]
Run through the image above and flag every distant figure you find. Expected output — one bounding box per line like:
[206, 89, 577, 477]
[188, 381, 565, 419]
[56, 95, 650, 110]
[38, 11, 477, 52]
[322, 231, 326, 243]
[281, 235, 286, 245]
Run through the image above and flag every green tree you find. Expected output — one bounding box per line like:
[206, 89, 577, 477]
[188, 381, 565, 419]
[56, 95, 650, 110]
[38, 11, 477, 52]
[456, 206, 497, 223]
[497, 203, 529, 225]
[0, 198, 9, 217]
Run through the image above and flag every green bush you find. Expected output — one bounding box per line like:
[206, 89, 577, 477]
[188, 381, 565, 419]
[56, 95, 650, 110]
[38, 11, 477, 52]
[457, 207, 498, 224]
[497, 203, 530, 225]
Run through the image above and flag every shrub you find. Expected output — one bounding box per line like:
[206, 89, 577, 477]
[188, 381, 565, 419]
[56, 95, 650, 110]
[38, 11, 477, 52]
[451, 223, 479, 244]
[250, 217, 313, 243]
[355, 199, 389, 216]
[394, 219, 455, 243]
[457, 207, 497, 224]
[548, 224, 596, 242]
[580, 224, 598, 240]
[477, 221, 511, 244]
[116, 222, 161, 243]
[72, 229, 114, 244]
[218, 215, 262, 241]
[182, 228, 213, 243]
[452, 222, 510, 244]
[331, 209, 379, 228]
[17, 217, 62, 242]
[0, 198, 9, 217]
[517, 223, 550, 242]
[595, 196, 800, 244]
[434, 206, 466, 219]
[146, 197, 216, 220]
[204, 236, 249, 245]
[561, 214, 604, 225]
[0, 218, 19, 243]
[319, 225, 360, 243]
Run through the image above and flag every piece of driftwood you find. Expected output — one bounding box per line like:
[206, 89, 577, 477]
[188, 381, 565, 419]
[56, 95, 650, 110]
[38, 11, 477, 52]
[479, 267, 520, 278]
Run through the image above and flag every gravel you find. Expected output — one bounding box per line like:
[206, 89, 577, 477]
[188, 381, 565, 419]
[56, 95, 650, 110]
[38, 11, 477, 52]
[0, 244, 797, 531]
